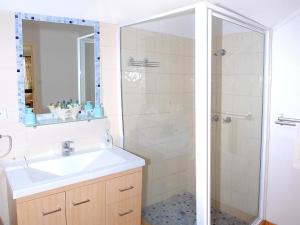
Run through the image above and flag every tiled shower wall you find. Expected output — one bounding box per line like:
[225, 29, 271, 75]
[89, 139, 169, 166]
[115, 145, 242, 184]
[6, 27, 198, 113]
[121, 27, 195, 207]
[211, 23, 264, 220]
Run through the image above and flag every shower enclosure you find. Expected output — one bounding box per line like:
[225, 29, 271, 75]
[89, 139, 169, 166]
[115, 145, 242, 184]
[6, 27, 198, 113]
[120, 2, 270, 225]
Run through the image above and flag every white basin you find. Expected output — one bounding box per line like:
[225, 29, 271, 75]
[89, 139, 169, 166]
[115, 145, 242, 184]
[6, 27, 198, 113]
[29, 150, 126, 176]
[2, 146, 145, 199]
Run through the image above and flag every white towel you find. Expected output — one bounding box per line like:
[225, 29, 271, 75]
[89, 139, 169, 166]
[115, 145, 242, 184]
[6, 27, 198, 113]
[293, 125, 300, 169]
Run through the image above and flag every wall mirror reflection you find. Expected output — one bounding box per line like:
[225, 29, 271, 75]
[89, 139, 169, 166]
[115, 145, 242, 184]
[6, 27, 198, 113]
[23, 21, 94, 113]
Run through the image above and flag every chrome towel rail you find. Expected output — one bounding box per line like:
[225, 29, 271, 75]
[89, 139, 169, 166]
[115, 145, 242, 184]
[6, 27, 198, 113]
[275, 115, 300, 126]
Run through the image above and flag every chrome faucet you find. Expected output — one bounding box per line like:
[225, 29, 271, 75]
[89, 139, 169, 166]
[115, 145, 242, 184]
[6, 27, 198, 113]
[62, 141, 74, 156]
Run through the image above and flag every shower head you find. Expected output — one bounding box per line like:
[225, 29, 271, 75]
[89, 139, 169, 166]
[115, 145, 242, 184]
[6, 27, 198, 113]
[214, 49, 226, 56]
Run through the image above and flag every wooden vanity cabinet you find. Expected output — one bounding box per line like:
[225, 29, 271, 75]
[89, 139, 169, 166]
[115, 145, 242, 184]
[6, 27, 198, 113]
[9, 168, 142, 225]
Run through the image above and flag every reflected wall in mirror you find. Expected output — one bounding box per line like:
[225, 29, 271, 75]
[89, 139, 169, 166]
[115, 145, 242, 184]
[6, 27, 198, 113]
[23, 21, 94, 113]
[16, 13, 101, 125]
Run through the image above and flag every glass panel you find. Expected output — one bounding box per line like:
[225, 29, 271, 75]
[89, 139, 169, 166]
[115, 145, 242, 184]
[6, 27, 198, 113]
[121, 10, 196, 225]
[211, 17, 264, 224]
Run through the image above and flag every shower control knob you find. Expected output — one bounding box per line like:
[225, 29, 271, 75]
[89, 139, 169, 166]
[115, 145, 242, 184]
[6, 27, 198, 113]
[212, 114, 219, 122]
[223, 116, 232, 123]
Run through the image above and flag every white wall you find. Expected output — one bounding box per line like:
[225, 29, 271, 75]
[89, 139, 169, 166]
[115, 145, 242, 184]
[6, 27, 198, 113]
[0, 11, 121, 225]
[266, 8, 300, 225]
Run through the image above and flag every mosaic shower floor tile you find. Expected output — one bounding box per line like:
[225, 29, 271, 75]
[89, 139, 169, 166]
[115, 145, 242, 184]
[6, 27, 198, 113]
[142, 192, 249, 225]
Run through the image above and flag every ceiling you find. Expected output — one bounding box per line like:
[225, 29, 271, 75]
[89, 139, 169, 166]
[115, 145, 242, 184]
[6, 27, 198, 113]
[132, 12, 196, 39]
[0, 0, 300, 27]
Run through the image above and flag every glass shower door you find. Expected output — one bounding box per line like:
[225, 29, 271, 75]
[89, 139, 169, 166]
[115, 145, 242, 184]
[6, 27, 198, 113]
[211, 16, 265, 225]
[121, 10, 196, 225]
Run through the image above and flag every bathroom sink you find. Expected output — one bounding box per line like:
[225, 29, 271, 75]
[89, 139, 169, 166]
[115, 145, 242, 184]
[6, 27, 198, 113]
[29, 150, 126, 176]
[2, 146, 145, 199]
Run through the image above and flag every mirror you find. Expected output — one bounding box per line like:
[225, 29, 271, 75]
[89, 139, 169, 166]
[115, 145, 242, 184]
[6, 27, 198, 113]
[15, 13, 102, 125]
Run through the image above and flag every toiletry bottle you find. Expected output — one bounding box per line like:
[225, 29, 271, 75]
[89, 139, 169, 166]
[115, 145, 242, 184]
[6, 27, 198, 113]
[93, 103, 104, 118]
[24, 107, 36, 126]
[84, 101, 93, 117]
[105, 129, 113, 148]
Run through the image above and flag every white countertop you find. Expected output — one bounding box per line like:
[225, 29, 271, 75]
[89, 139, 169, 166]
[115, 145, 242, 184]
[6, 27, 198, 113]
[2, 146, 145, 199]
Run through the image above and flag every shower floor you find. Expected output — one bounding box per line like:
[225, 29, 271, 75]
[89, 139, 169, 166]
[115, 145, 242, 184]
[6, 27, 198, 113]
[142, 192, 249, 225]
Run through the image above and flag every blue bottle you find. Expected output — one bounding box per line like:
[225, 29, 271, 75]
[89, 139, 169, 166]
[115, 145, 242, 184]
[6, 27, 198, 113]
[84, 101, 94, 117]
[93, 104, 104, 118]
[24, 107, 37, 126]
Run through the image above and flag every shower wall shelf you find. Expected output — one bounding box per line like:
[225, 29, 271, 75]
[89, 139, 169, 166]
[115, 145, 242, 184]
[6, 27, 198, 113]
[275, 115, 300, 126]
[128, 57, 160, 67]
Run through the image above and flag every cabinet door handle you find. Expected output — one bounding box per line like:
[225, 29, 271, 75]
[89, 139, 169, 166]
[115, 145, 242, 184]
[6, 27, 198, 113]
[119, 209, 133, 217]
[119, 186, 134, 192]
[42, 207, 62, 216]
[72, 199, 90, 206]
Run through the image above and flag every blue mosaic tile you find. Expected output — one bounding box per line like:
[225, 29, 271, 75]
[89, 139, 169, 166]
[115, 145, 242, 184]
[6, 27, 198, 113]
[15, 12, 101, 122]
[142, 192, 249, 225]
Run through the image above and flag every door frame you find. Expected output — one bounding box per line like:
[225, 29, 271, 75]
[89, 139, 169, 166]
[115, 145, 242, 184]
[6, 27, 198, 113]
[77, 33, 95, 104]
[118, 2, 272, 224]
[205, 3, 271, 225]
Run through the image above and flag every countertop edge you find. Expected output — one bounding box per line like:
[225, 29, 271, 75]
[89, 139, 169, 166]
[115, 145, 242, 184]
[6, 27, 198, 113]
[11, 160, 145, 199]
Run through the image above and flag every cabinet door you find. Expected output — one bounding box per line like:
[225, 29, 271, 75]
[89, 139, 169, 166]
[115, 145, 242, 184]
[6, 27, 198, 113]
[106, 196, 141, 225]
[17, 192, 66, 225]
[66, 182, 106, 225]
[106, 172, 142, 204]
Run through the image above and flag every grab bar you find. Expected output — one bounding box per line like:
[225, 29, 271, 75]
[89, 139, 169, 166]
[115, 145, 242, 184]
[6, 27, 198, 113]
[212, 112, 252, 121]
[222, 112, 252, 119]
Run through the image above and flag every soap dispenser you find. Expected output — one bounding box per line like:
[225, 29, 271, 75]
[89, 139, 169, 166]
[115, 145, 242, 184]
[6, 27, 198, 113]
[104, 129, 113, 148]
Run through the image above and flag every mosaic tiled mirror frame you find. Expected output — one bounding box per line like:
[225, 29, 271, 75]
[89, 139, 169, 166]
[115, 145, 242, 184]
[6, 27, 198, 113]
[15, 12, 101, 124]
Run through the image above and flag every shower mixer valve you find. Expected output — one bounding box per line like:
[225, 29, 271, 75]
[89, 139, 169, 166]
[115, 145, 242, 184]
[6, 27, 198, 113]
[223, 116, 232, 123]
[212, 114, 219, 122]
